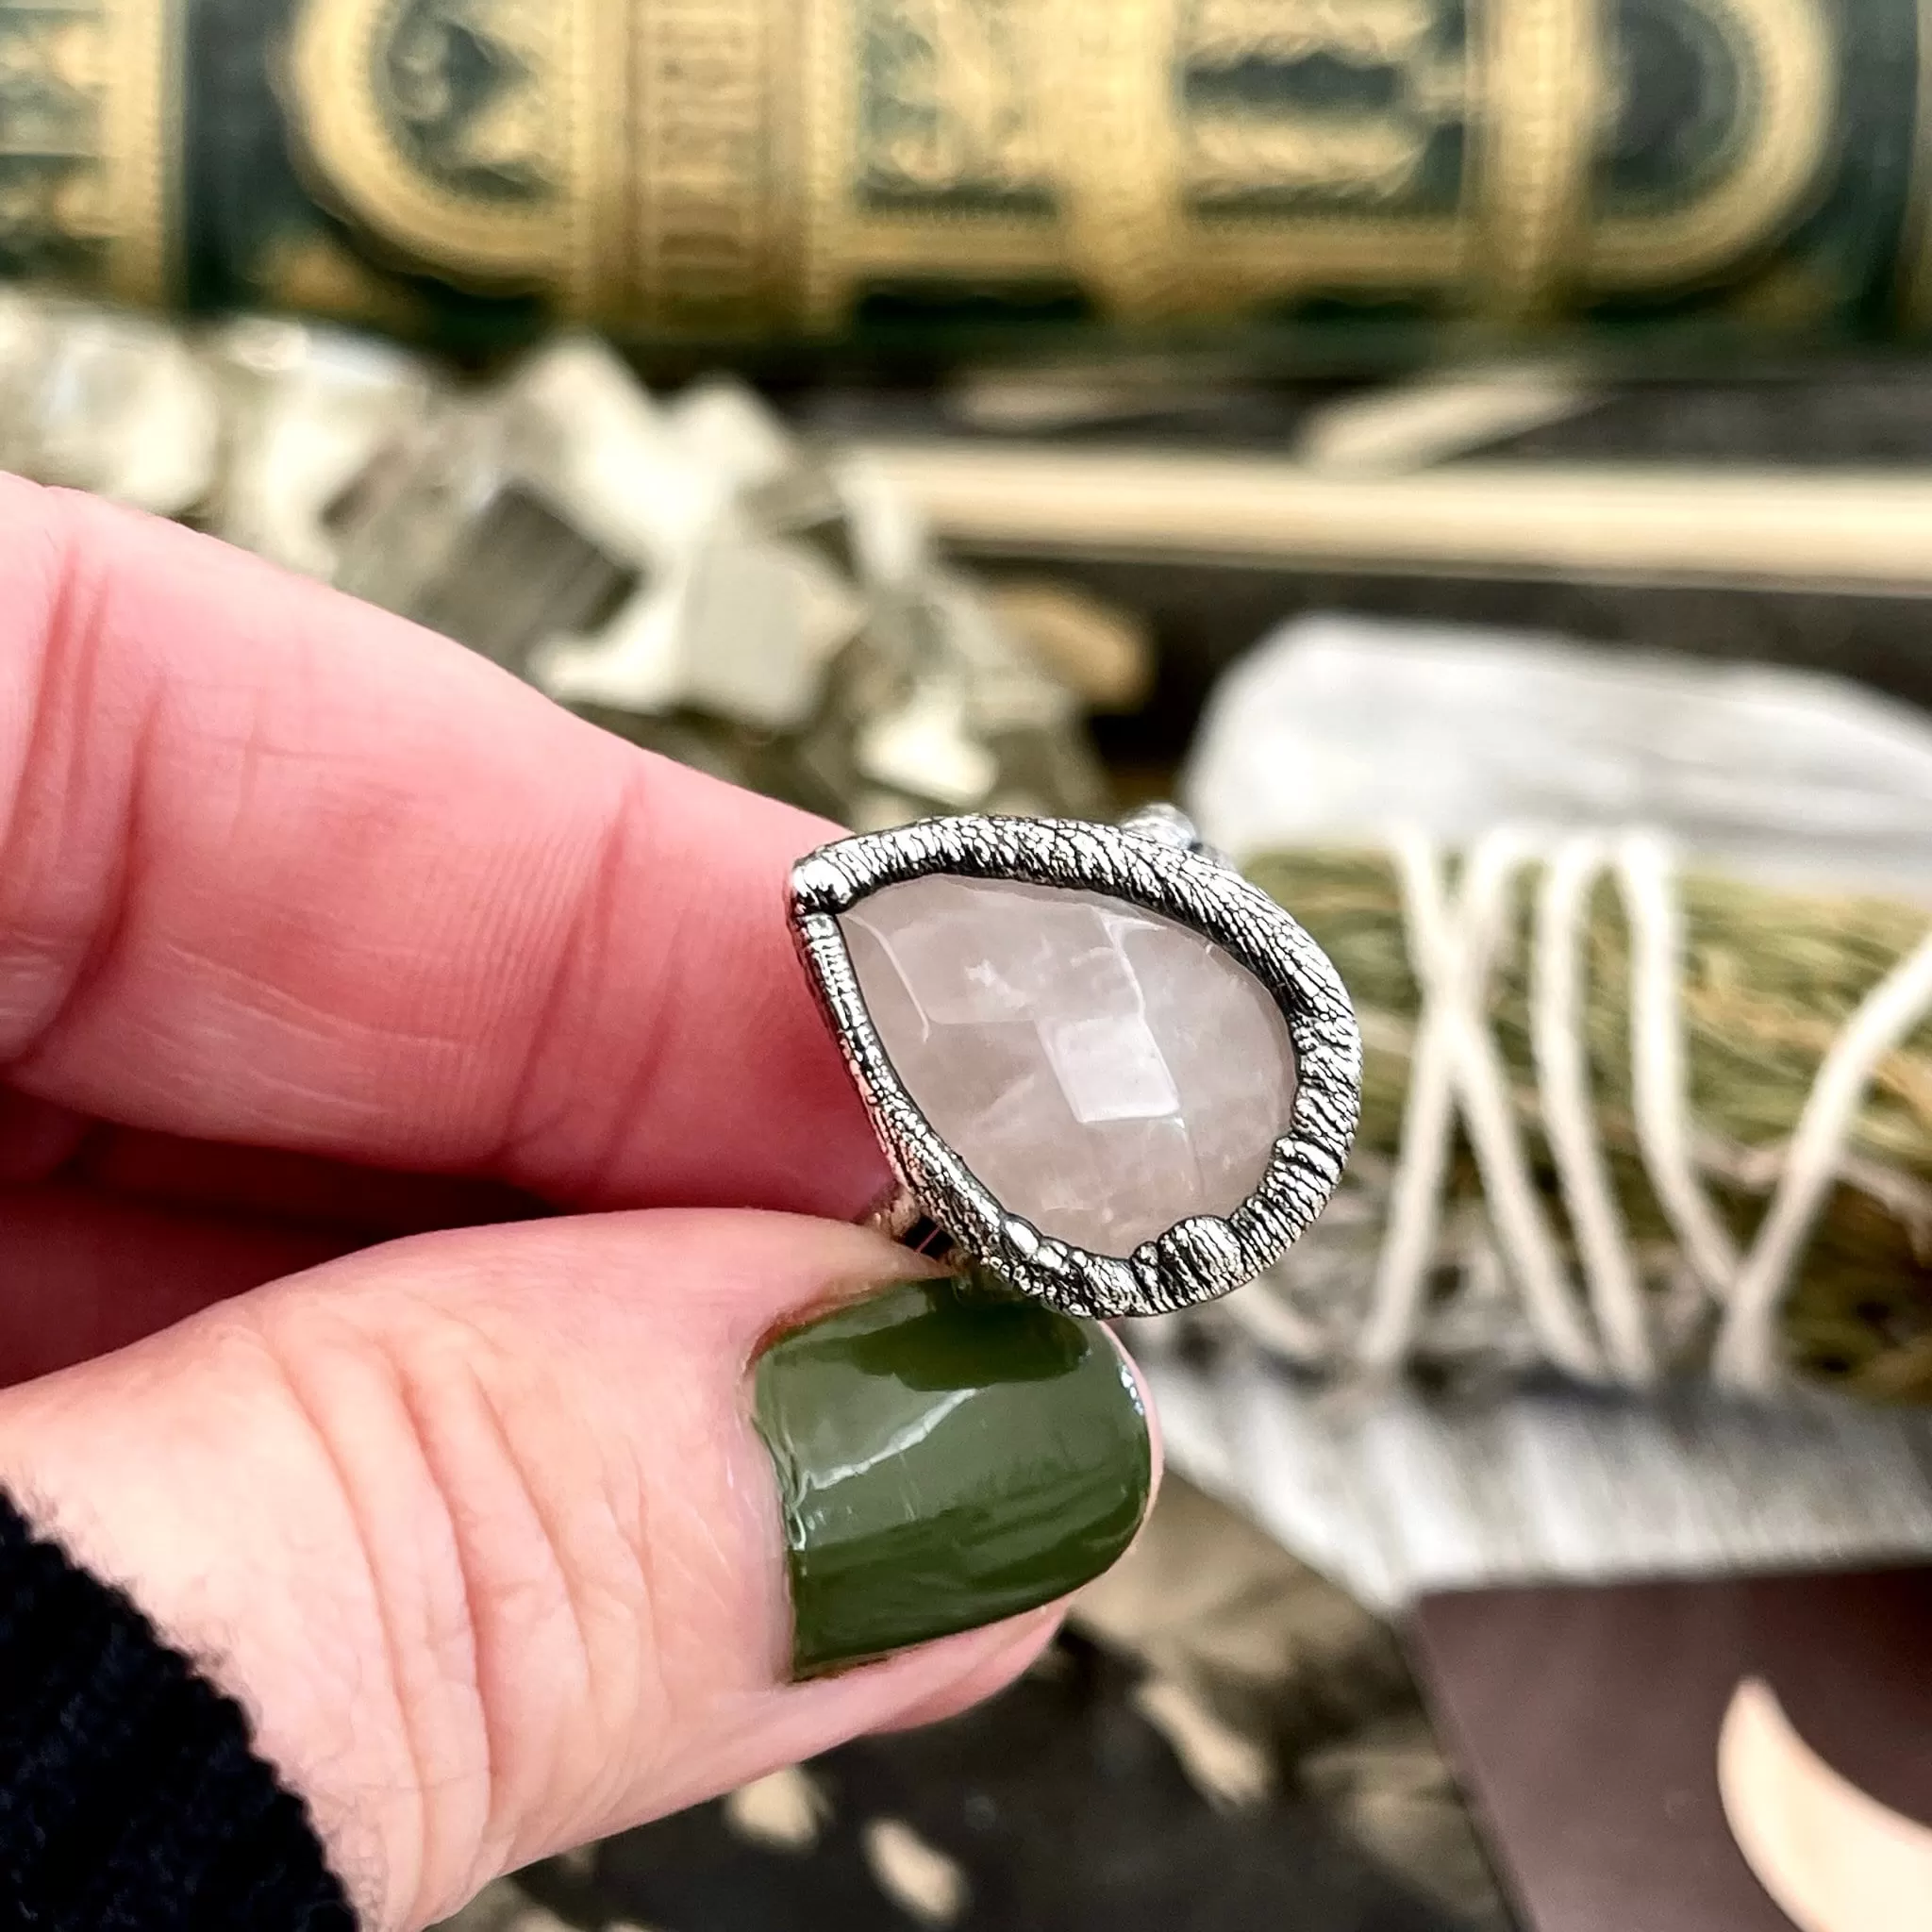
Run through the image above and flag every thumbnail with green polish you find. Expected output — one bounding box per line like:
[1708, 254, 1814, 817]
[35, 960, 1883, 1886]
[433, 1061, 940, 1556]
[754, 1276, 1152, 1678]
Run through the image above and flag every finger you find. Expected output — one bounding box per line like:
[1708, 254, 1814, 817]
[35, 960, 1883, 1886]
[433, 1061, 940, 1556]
[873, 1608, 1063, 1734]
[71, 1125, 547, 1234]
[0, 479, 886, 1219]
[0, 1092, 547, 1233]
[0, 1212, 1157, 1931]
[0, 1088, 87, 1182]
[0, 1186, 345, 1383]
[0, 1133, 535, 1385]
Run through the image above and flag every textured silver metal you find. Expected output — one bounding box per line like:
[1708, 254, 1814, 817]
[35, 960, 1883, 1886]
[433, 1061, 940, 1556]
[791, 808, 1363, 1319]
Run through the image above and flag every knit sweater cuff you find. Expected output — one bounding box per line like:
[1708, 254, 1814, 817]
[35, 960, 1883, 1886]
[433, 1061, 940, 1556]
[0, 1490, 358, 1929]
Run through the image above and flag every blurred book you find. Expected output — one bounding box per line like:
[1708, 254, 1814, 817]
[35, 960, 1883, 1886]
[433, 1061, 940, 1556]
[6, 0, 1932, 365]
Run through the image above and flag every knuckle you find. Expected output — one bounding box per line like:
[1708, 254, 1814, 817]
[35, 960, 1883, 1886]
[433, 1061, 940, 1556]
[247, 1280, 667, 1903]
[0, 484, 122, 1060]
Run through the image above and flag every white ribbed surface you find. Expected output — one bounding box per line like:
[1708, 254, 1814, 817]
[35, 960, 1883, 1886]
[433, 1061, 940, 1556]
[1141, 1339, 1932, 1610]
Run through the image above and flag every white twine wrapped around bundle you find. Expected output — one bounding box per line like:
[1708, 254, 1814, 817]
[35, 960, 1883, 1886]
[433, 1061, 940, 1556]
[1269, 826, 1932, 1395]
[1185, 615, 1932, 1399]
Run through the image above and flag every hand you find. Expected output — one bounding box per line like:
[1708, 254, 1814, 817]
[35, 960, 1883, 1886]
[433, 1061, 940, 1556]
[0, 478, 1156, 1928]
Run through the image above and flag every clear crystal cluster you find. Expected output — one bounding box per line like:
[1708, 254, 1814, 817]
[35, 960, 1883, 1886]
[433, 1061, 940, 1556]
[0, 297, 1134, 829]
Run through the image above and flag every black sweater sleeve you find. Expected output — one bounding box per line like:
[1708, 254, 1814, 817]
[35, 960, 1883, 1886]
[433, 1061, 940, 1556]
[0, 1491, 358, 1929]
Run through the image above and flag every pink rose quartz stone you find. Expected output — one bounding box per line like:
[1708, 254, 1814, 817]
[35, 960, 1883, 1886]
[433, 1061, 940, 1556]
[839, 874, 1299, 1258]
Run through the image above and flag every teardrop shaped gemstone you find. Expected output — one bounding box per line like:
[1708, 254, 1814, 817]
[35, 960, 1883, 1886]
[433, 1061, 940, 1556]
[839, 874, 1299, 1258]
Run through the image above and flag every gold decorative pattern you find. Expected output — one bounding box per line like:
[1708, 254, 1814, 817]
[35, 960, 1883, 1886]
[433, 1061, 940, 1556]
[1190, 0, 1440, 65]
[1185, 0, 1457, 205]
[285, 0, 591, 288]
[798, 0, 857, 331]
[625, 0, 791, 331]
[854, 0, 1050, 201]
[1587, 0, 1836, 290]
[1025, 0, 1195, 321]
[798, 0, 1067, 332]
[567, 0, 631, 315]
[796, 0, 1481, 328]
[0, 0, 177, 302]
[99, 0, 176, 303]
[1896, 0, 1932, 326]
[270, 0, 1853, 335]
[257, 228, 431, 330]
[1171, 0, 1472, 308]
[1475, 0, 1598, 319]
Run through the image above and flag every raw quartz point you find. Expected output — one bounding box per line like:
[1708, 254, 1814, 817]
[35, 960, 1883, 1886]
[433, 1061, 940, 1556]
[839, 874, 1300, 1259]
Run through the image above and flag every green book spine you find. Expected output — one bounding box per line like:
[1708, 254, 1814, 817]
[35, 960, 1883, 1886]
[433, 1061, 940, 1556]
[2, 0, 1928, 359]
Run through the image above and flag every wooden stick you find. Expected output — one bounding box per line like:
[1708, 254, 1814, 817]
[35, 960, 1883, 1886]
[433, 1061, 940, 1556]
[855, 442, 1932, 591]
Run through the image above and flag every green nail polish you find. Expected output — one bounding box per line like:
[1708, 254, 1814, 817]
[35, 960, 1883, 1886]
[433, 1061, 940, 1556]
[754, 1274, 1152, 1677]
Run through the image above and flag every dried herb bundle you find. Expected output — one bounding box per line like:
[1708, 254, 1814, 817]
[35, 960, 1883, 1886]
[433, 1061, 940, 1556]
[1248, 850, 1932, 1402]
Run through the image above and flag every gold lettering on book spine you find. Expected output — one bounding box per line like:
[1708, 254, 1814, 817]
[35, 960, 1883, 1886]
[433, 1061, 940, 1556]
[0, 0, 177, 303]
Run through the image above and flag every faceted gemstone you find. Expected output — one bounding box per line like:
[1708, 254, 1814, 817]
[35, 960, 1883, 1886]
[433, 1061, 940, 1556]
[839, 875, 1299, 1258]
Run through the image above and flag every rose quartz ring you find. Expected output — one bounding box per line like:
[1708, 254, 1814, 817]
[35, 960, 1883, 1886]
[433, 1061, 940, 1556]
[790, 806, 1361, 1319]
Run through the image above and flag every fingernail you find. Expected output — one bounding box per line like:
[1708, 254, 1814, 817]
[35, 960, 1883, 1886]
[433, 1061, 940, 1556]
[754, 1274, 1152, 1677]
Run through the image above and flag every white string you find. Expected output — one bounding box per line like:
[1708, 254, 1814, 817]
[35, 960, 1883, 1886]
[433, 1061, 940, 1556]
[1364, 829, 1606, 1381]
[1347, 824, 1932, 1395]
[1530, 838, 1656, 1385]
[1713, 925, 1932, 1393]
[1356, 834, 1464, 1373]
[1614, 832, 1741, 1299]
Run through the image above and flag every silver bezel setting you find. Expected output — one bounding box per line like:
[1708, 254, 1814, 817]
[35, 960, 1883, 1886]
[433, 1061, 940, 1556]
[791, 811, 1363, 1319]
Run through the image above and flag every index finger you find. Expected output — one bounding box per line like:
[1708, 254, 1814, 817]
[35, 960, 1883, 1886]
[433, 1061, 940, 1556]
[0, 476, 888, 1220]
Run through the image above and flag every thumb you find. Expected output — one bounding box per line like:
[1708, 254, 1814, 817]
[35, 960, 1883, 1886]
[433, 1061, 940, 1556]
[0, 1210, 1153, 1930]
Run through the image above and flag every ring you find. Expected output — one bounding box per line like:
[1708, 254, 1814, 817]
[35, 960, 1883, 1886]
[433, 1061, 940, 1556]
[791, 805, 1362, 1318]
